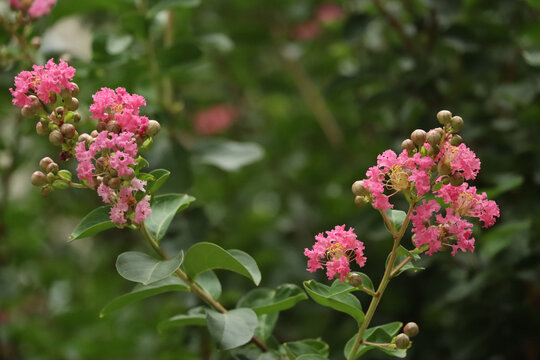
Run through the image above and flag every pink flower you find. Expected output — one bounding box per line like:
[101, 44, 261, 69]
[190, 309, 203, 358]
[90, 87, 149, 135]
[291, 20, 322, 41]
[193, 104, 237, 135]
[305, 225, 366, 282]
[10, 59, 76, 108]
[9, 0, 21, 10]
[316, 3, 344, 24]
[134, 195, 152, 224]
[28, 0, 57, 18]
[97, 184, 114, 204]
[437, 143, 481, 180]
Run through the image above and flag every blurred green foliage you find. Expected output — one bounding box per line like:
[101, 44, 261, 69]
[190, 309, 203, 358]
[1, 0, 539, 359]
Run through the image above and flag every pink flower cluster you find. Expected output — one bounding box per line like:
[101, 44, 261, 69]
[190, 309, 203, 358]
[291, 3, 344, 41]
[75, 131, 151, 225]
[194, 104, 237, 135]
[90, 87, 149, 135]
[305, 225, 366, 282]
[9, 0, 57, 18]
[10, 58, 76, 108]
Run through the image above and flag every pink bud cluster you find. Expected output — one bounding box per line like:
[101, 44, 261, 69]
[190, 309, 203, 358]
[304, 225, 366, 282]
[194, 104, 237, 135]
[10, 59, 76, 108]
[9, 0, 57, 18]
[90, 87, 149, 136]
[75, 131, 151, 225]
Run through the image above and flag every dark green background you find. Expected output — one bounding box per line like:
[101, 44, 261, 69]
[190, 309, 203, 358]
[1, 0, 539, 359]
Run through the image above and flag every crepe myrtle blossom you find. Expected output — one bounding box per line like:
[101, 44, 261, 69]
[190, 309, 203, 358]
[90, 87, 149, 135]
[9, 0, 57, 18]
[305, 225, 366, 282]
[10, 58, 76, 108]
[193, 104, 237, 135]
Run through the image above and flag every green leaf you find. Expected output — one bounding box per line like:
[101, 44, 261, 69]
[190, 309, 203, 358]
[385, 209, 407, 233]
[206, 308, 258, 350]
[100, 276, 189, 317]
[193, 139, 265, 172]
[283, 339, 330, 359]
[303, 280, 364, 324]
[200, 33, 234, 53]
[69, 206, 114, 241]
[194, 271, 222, 300]
[116, 251, 184, 285]
[344, 322, 404, 359]
[255, 313, 278, 341]
[148, 0, 201, 17]
[144, 194, 196, 241]
[158, 308, 207, 332]
[480, 219, 531, 259]
[387, 246, 424, 277]
[148, 169, 171, 194]
[296, 355, 327, 360]
[184, 242, 261, 285]
[237, 284, 307, 315]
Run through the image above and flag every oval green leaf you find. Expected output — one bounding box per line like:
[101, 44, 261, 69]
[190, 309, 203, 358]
[100, 276, 189, 317]
[69, 205, 114, 241]
[283, 339, 330, 359]
[303, 280, 364, 324]
[385, 209, 407, 233]
[144, 193, 196, 241]
[148, 169, 171, 194]
[194, 270, 222, 300]
[206, 308, 258, 350]
[386, 246, 424, 278]
[116, 251, 184, 285]
[158, 308, 207, 332]
[193, 139, 265, 172]
[184, 242, 261, 285]
[344, 322, 404, 359]
[237, 284, 307, 315]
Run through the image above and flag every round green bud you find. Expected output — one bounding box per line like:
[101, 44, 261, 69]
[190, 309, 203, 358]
[441, 175, 451, 185]
[46, 172, 56, 183]
[427, 145, 440, 157]
[96, 121, 107, 132]
[395, 334, 410, 349]
[348, 273, 363, 287]
[31, 171, 48, 186]
[420, 145, 427, 156]
[49, 130, 64, 146]
[352, 180, 369, 196]
[426, 129, 443, 147]
[40, 185, 53, 197]
[36, 121, 48, 135]
[102, 175, 111, 186]
[21, 105, 34, 117]
[401, 139, 416, 153]
[60, 123, 76, 138]
[90, 130, 100, 138]
[106, 120, 121, 134]
[450, 134, 463, 146]
[39, 157, 54, 171]
[78, 133, 92, 144]
[145, 120, 161, 137]
[411, 129, 426, 146]
[450, 116, 463, 133]
[403, 322, 419, 337]
[70, 83, 79, 96]
[57, 169, 72, 182]
[46, 162, 59, 174]
[52, 179, 70, 190]
[354, 196, 368, 207]
[109, 177, 121, 190]
[437, 110, 452, 125]
[73, 112, 81, 123]
[450, 173, 464, 186]
[67, 97, 79, 111]
[437, 162, 452, 176]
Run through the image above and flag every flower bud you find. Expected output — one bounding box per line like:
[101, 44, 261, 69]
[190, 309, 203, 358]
[46, 162, 59, 174]
[39, 157, 54, 171]
[102, 175, 111, 186]
[401, 139, 415, 153]
[450, 173, 464, 186]
[450, 116, 463, 133]
[60, 123, 76, 138]
[30, 36, 41, 48]
[95, 157, 106, 171]
[90, 130, 99, 138]
[403, 322, 419, 337]
[48, 92, 57, 104]
[109, 177, 121, 189]
[354, 196, 368, 207]
[67, 97, 79, 111]
[437, 110, 452, 125]
[52, 179, 70, 190]
[49, 130, 64, 146]
[60, 87, 71, 101]
[106, 120, 121, 134]
[21, 105, 34, 117]
[441, 175, 450, 185]
[426, 129, 443, 147]
[46, 172, 56, 183]
[352, 180, 369, 196]
[78, 133, 92, 144]
[30, 171, 48, 186]
[410, 129, 426, 146]
[36, 121, 48, 135]
[96, 121, 107, 132]
[450, 134, 463, 146]
[427, 145, 440, 157]
[70, 83, 79, 96]
[57, 169, 72, 182]
[40, 185, 53, 197]
[437, 162, 452, 176]
[348, 273, 363, 287]
[395, 334, 410, 349]
[135, 134, 144, 146]
[145, 120, 161, 137]
[55, 106, 64, 116]
[73, 112, 81, 123]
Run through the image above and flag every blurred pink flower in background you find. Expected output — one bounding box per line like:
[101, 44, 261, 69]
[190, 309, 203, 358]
[193, 104, 237, 135]
[316, 3, 344, 24]
[9, 0, 57, 18]
[291, 20, 322, 41]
